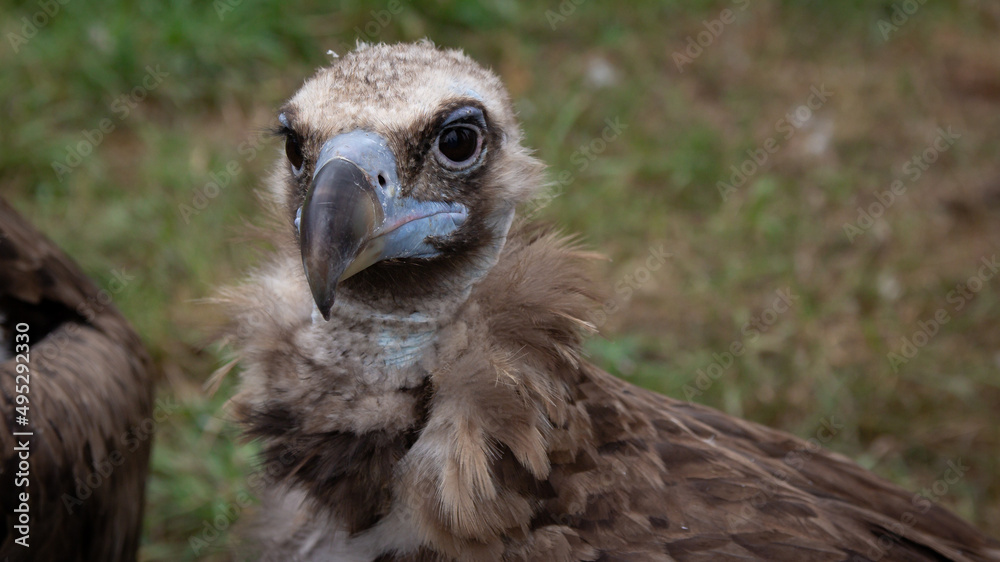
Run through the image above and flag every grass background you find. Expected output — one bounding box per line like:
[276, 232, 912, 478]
[2, 0, 998, 558]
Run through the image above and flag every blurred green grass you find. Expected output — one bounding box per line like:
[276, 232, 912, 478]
[2, 0, 998, 559]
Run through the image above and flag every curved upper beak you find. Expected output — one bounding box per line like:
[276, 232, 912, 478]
[298, 131, 468, 320]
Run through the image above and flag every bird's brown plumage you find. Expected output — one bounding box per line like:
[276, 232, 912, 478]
[219, 42, 1000, 561]
[0, 197, 154, 562]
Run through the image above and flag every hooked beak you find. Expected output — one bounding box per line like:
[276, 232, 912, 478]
[298, 130, 468, 320]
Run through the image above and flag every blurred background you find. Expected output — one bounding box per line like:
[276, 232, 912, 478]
[2, 0, 998, 559]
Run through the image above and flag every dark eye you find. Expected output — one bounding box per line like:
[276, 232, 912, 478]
[434, 125, 482, 170]
[285, 133, 305, 176]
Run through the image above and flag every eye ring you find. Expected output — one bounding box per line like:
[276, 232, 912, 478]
[433, 124, 483, 171]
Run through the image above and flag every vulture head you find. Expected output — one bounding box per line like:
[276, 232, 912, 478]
[274, 42, 542, 321]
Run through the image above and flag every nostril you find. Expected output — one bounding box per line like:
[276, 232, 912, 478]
[377, 173, 387, 188]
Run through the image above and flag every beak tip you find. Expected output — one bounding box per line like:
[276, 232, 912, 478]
[305, 268, 336, 321]
[319, 300, 334, 322]
[311, 288, 335, 322]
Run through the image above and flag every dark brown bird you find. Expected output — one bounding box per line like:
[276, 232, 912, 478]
[219, 42, 1000, 561]
[0, 197, 154, 562]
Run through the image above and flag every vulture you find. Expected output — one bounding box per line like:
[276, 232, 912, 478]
[219, 42, 1000, 561]
[0, 197, 154, 562]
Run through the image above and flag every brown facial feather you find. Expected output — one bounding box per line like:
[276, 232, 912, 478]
[219, 43, 1000, 561]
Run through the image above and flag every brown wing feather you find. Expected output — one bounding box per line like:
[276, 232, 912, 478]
[0, 197, 154, 562]
[539, 366, 1000, 561]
